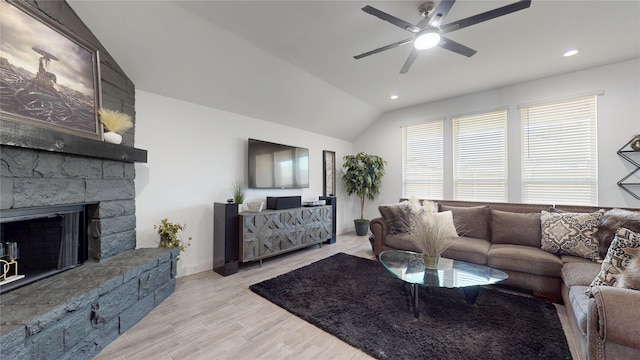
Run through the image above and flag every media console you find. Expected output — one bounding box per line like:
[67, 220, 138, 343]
[239, 205, 332, 265]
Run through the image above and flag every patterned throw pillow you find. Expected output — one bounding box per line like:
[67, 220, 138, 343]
[540, 210, 603, 260]
[587, 227, 640, 295]
[378, 202, 415, 234]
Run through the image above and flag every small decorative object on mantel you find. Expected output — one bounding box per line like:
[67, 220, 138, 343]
[631, 134, 640, 151]
[98, 108, 133, 144]
[409, 198, 452, 269]
[154, 218, 191, 255]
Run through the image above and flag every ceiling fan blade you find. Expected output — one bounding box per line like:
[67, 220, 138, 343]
[354, 37, 414, 59]
[362, 5, 421, 33]
[440, 0, 531, 34]
[400, 48, 419, 74]
[427, 0, 456, 27]
[439, 36, 477, 57]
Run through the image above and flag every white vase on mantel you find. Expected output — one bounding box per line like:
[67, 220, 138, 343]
[103, 132, 122, 144]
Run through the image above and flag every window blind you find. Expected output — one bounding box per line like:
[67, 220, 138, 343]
[520, 95, 598, 205]
[453, 110, 508, 202]
[402, 120, 444, 199]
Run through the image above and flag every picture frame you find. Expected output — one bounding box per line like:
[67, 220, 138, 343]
[0, 0, 102, 140]
[323, 150, 336, 197]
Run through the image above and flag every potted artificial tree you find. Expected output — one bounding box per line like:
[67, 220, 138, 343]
[342, 152, 386, 236]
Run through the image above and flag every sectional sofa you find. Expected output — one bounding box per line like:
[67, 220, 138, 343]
[369, 199, 640, 360]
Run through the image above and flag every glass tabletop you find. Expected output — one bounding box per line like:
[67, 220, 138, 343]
[379, 250, 508, 288]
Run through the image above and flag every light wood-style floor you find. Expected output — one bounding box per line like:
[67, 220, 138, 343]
[95, 234, 579, 360]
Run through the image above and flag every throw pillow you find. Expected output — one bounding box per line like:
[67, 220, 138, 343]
[378, 202, 414, 234]
[428, 211, 459, 239]
[597, 208, 640, 259]
[490, 210, 541, 247]
[439, 205, 490, 240]
[588, 227, 640, 294]
[615, 254, 640, 290]
[540, 210, 603, 261]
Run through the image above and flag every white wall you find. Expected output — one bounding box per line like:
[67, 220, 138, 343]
[134, 91, 354, 277]
[354, 59, 640, 219]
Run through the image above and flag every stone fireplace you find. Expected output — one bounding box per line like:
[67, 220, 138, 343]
[0, 1, 177, 358]
[0, 203, 91, 293]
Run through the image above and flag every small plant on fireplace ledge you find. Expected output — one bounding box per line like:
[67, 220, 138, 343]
[98, 108, 133, 134]
[154, 218, 191, 253]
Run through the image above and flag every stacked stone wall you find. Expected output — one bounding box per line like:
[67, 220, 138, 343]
[0, 248, 178, 359]
[0, 146, 136, 260]
[0, 2, 175, 358]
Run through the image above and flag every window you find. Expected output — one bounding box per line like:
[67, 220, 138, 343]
[520, 95, 598, 205]
[402, 120, 444, 199]
[453, 110, 508, 202]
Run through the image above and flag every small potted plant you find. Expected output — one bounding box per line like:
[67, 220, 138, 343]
[342, 152, 386, 236]
[232, 181, 246, 209]
[98, 108, 133, 144]
[154, 218, 191, 255]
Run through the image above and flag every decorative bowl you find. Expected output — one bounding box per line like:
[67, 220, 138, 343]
[245, 201, 264, 212]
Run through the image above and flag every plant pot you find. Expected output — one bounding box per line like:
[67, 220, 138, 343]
[354, 219, 370, 236]
[423, 255, 441, 270]
[103, 131, 122, 144]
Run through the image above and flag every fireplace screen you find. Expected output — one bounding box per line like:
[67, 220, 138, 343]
[0, 204, 89, 293]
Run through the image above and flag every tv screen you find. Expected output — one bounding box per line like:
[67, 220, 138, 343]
[248, 139, 309, 189]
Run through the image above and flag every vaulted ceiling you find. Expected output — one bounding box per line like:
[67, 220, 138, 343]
[68, 1, 640, 141]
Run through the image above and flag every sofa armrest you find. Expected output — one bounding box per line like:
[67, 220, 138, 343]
[370, 217, 388, 258]
[590, 286, 640, 350]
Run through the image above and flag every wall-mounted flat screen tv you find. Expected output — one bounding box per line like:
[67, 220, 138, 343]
[248, 138, 309, 189]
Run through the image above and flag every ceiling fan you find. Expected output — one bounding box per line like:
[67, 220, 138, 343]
[354, 0, 532, 74]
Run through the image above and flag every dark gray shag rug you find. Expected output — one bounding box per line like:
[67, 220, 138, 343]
[249, 252, 572, 360]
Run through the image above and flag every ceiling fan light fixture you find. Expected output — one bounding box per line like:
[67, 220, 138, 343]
[414, 30, 441, 50]
[563, 49, 579, 57]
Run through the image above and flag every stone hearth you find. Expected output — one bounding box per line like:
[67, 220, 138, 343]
[0, 1, 173, 358]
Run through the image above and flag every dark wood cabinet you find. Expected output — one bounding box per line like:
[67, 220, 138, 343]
[319, 196, 337, 244]
[240, 206, 332, 264]
[213, 202, 239, 276]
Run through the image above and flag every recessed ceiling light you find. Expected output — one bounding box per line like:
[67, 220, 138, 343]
[564, 49, 579, 57]
[390, 94, 399, 100]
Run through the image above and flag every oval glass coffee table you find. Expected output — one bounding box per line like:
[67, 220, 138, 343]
[379, 250, 508, 318]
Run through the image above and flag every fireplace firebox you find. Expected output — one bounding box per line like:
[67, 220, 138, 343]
[0, 204, 91, 294]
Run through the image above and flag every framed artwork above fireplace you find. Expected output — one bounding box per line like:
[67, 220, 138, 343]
[0, 0, 102, 140]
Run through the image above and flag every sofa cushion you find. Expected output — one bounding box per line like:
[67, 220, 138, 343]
[487, 244, 563, 277]
[568, 285, 591, 335]
[490, 210, 541, 247]
[562, 262, 601, 287]
[378, 202, 415, 234]
[540, 210, 603, 261]
[439, 204, 490, 240]
[385, 233, 421, 253]
[560, 254, 596, 264]
[597, 208, 640, 259]
[588, 227, 640, 294]
[441, 236, 490, 265]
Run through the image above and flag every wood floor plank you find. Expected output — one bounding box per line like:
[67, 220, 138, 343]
[94, 233, 578, 360]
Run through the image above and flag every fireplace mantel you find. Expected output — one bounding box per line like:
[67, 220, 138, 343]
[1, 120, 147, 163]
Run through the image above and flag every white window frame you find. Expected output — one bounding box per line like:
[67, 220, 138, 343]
[520, 94, 598, 205]
[402, 120, 444, 199]
[452, 109, 508, 202]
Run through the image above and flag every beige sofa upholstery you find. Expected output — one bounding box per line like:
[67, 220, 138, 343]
[369, 199, 640, 360]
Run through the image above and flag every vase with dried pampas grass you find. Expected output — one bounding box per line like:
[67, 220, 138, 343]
[98, 108, 133, 144]
[408, 197, 451, 269]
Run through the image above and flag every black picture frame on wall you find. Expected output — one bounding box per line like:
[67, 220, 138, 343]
[323, 150, 336, 197]
[0, 0, 102, 140]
